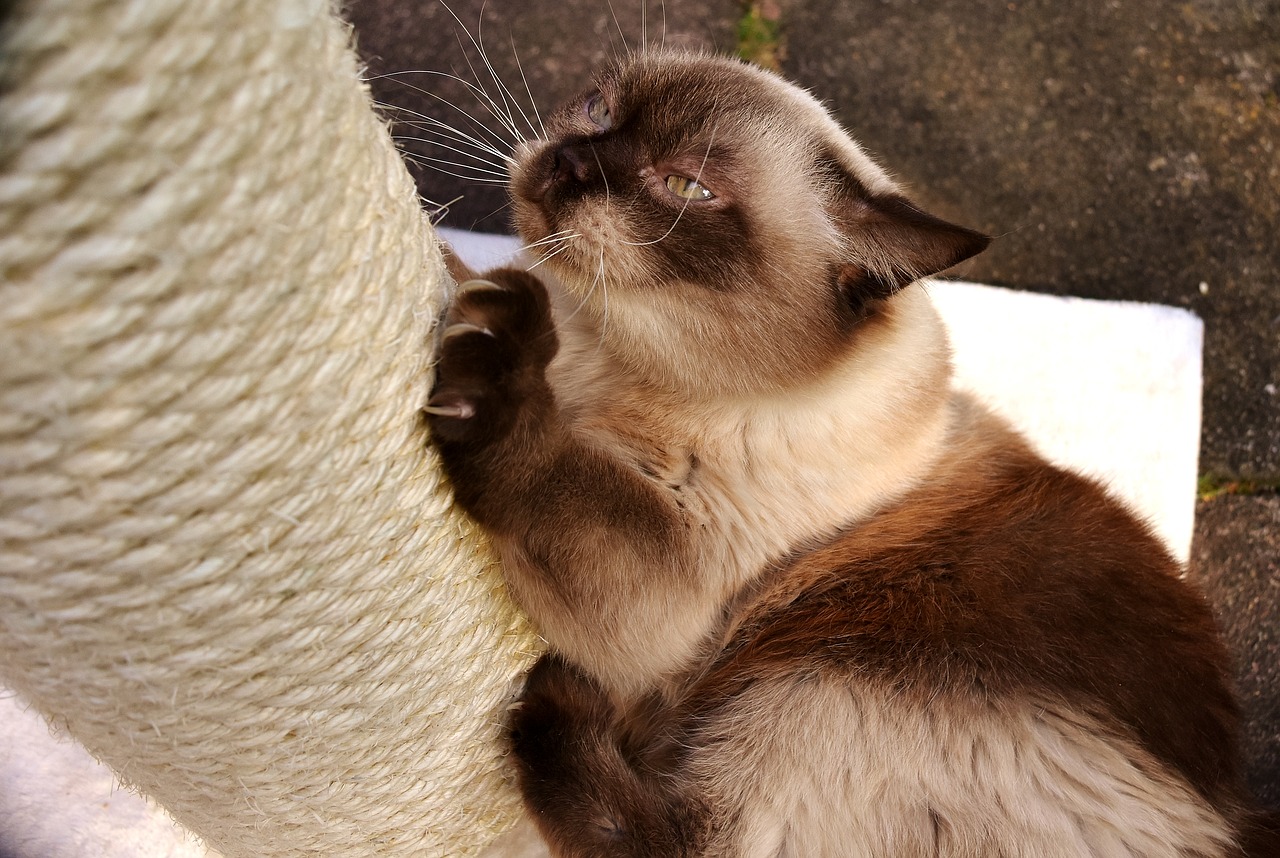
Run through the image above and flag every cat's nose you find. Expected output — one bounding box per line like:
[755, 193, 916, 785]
[552, 143, 596, 185]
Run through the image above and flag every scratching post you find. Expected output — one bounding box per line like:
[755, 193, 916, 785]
[0, 0, 538, 855]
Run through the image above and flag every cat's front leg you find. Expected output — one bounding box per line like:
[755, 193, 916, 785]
[426, 270, 699, 683]
[425, 267, 560, 528]
[513, 654, 710, 858]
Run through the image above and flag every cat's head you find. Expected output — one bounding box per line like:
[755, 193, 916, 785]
[510, 50, 988, 394]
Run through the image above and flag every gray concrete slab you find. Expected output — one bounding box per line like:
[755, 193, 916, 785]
[779, 0, 1279, 482]
[1192, 492, 1280, 808]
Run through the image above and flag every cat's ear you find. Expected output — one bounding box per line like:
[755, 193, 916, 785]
[832, 193, 991, 312]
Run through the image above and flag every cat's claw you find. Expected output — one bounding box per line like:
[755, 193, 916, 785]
[457, 278, 510, 296]
[427, 267, 557, 447]
[422, 400, 475, 420]
[441, 321, 494, 340]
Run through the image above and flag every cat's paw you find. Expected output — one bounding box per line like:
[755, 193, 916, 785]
[512, 654, 613, 762]
[425, 269, 557, 445]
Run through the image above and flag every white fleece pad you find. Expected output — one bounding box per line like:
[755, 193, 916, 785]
[0, 228, 1203, 858]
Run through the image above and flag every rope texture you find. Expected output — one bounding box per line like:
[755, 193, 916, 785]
[0, 0, 539, 854]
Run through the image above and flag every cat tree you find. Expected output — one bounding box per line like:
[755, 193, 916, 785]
[0, 0, 539, 855]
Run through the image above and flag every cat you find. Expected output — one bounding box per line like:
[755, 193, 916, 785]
[425, 49, 1277, 857]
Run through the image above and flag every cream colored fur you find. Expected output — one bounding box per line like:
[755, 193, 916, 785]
[701, 681, 1234, 857]
[493, 279, 952, 700]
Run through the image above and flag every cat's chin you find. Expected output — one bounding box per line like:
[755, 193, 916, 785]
[511, 201, 556, 252]
[510, 200, 599, 290]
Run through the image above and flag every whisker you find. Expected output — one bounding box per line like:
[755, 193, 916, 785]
[382, 105, 514, 163]
[525, 239, 576, 272]
[523, 230, 581, 250]
[374, 69, 522, 149]
[589, 142, 611, 219]
[472, 19, 525, 142]
[473, 8, 540, 144]
[403, 152, 511, 179]
[393, 134, 511, 172]
[525, 227, 578, 241]
[372, 84, 516, 171]
[606, 0, 631, 56]
[433, 0, 527, 145]
[456, 36, 524, 144]
[371, 70, 503, 132]
[596, 246, 611, 353]
[526, 235, 575, 256]
[555, 249, 606, 331]
[423, 193, 465, 223]
[410, 127, 507, 166]
[522, 230, 582, 271]
[510, 34, 548, 140]
[475, 198, 516, 224]
[392, 123, 509, 158]
[621, 99, 720, 248]
[400, 154, 510, 186]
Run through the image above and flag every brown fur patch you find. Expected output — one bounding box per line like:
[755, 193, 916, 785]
[699, 404, 1241, 811]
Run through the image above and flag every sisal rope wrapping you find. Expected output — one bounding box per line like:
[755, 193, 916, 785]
[0, 0, 540, 855]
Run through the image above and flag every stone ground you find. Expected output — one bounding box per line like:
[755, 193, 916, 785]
[344, 0, 1278, 806]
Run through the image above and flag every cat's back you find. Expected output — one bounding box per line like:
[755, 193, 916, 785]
[683, 400, 1246, 856]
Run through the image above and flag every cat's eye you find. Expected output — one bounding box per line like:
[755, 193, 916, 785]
[665, 175, 715, 201]
[585, 93, 612, 130]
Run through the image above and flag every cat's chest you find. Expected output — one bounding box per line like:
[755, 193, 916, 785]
[546, 305, 954, 584]
[563, 383, 898, 578]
